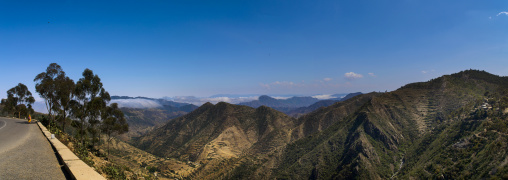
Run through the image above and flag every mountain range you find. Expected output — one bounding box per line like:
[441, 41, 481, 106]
[112, 93, 358, 141]
[239, 95, 320, 112]
[110, 96, 199, 140]
[286, 92, 363, 117]
[238, 93, 362, 116]
[129, 70, 508, 179]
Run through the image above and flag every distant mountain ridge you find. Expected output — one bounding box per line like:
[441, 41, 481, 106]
[239, 95, 320, 109]
[287, 92, 363, 117]
[111, 96, 193, 108]
[130, 70, 508, 179]
[111, 96, 198, 140]
[274, 70, 508, 179]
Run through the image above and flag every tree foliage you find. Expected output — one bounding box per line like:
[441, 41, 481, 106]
[2, 83, 35, 118]
[34, 63, 64, 128]
[72, 68, 111, 147]
[101, 103, 128, 157]
[54, 72, 75, 133]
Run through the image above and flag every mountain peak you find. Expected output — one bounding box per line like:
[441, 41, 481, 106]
[259, 95, 275, 101]
[202, 102, 214, 106]
[195, 102, 214, 111]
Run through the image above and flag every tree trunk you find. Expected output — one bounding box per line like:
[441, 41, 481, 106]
[48, 105, 53, 131]
[61, 109, 66, 133]
[107, 135, 110, 160]
[80, 117, 85, 148]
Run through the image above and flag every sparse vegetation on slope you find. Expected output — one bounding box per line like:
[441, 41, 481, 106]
[274, 70, 508, 179]
[132, 102, 297, 179]
[125, 70, 508, 179]
[119, 105, 197, 141]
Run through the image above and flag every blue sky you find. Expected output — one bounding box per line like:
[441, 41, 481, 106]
[1, 0, 507, 100]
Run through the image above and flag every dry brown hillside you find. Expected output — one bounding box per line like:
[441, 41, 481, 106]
[132, 102, 296, 179]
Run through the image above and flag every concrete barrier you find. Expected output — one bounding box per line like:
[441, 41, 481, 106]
[36, 121, 106, 180]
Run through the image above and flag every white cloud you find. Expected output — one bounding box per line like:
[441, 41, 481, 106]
[344, 72, 363, 80]
[368, 73, 376, 77]
[110, 99, 162, 108]
[421, 69, 435, 74]
[272, 96, 291, 100]
[497, 11, 508, 16]
[323, 78, 332, 82]
[172, 96, 258, 105]
[312, 94, 337, 99]
[34, 98, 163, 113]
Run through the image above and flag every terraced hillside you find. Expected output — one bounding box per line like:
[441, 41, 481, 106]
[133, 102, 295, 161]
[119, 105, 198, 141]
[274, 70, 508, 179]
[132, 70, 508, 179]
[131, 94, 375, 179]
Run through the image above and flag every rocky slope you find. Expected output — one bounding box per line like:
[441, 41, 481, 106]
[273, 70, 508, 179]
[133, 102, 296, 161]
[119, 104, 198, 140]
[132, 70, 508, 179]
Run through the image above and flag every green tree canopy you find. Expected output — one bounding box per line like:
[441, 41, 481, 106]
[101, 103, 128, 157]
[54, 72, 75, 133]
[1, 94, 17, 116]
[72, 68, 111, 147]
[34, 63, 64, 127]
[4, 83, 35, 118]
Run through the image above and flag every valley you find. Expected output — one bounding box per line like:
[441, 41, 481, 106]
[115, 70, 508, 179]
[4, 1, 507, 179]
[6, 70, 506, 179]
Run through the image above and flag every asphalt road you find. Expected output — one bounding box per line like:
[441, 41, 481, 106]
[0, 117, 68, 180]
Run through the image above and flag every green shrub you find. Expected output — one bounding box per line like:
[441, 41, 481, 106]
[101, 163, 127, 180]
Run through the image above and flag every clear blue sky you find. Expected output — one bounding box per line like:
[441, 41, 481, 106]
[1, 0, 507, 99]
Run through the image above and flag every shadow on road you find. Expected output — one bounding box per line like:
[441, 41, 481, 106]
[15, 121, 34, 124]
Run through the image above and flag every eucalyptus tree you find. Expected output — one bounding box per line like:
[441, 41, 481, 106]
[70, 98, 86, 145]
[34, 63, 64, 127]
[54, 73, 75, 133]
[1, 94, 17, 116]
[101, 103, 128, 158]
[73, 68, 111, 147]
[6, 83, 35, 118]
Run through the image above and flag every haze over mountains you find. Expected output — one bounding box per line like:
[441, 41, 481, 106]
[128, 70, 508, 179]
[110, 93, 355, 109]
[27, 70, 508, 179]
[103, 94, 352, 109]
[111, 93, 361, 141]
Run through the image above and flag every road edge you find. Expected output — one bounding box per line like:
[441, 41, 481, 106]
[36, 121, 106, 180]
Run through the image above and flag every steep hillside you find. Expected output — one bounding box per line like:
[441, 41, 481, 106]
[274, 70, 508, 179]
[120, 104, 198, 140]
[130, 70, 508, 179]
[290, 92, 381, 140]
[133, 102, 296, 162]
[99, 137, 199, 179]
[130, 93, 384, 179]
